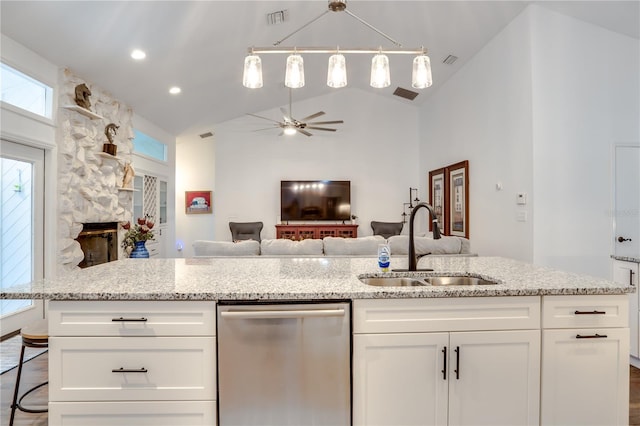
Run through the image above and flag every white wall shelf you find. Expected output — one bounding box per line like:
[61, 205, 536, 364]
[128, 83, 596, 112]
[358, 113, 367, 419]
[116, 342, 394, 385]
[62, 104, 104, 120]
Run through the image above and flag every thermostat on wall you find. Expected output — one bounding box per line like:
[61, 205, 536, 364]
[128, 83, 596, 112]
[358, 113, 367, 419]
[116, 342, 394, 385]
[517, 193, 527, 205]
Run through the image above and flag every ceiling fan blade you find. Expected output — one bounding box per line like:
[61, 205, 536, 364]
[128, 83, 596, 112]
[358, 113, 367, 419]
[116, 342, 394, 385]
[306, 126, 337, 132]
[299, 111, 325, 121]
[307, 120, 344, 125]
[251, 126, 281, 132]
[246, 113, 281, 124]
[297, 129, 313, 137]
[279, 107, 291, 121]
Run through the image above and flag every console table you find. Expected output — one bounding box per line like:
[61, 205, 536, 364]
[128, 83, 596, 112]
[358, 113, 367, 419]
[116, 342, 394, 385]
[276, 224, 358, 240]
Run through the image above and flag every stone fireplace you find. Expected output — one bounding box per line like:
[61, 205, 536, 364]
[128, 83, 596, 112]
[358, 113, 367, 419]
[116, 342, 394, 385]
[76, 222, 118, 268]
[57, 69, 135, 272]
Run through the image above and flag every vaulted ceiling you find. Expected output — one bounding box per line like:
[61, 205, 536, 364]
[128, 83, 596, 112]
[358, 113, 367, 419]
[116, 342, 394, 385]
[1, 1, 638, 137]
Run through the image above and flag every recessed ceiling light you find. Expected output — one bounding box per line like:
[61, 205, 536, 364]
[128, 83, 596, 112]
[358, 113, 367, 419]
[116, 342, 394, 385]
[131, 49, 146, 60]
[169, 87, 181, 95]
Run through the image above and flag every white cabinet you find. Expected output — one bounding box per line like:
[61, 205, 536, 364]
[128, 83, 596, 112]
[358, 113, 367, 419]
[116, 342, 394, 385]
[49, 301, 217, 424]
[613, 259, 639, 358]
[353, 297, 541, 426]
[541, 295, 629, 426]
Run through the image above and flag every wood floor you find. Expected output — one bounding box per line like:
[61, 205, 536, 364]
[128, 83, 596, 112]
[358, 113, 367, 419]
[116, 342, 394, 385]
[1, 352, 640, 425]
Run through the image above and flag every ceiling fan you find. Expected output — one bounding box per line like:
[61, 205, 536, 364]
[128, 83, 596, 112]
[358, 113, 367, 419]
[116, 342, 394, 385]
[247, 90, 344, 137]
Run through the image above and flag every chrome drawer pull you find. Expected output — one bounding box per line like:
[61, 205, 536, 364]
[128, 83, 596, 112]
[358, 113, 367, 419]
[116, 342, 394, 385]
[111, 317, 148, 322]
[112, 367, 148, 373]
[576, 334, 608, 339]
[574, 310, 606, 315]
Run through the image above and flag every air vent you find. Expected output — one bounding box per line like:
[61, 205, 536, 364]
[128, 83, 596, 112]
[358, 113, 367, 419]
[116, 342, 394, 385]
[267, 10, 289, 25]
[393, 87, 419, 101]
[443, 55, 458, 65]
[199, 131, 214, 139]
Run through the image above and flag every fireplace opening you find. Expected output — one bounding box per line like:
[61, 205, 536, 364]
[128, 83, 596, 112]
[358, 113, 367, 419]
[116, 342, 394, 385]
[76, 222, 118, 268]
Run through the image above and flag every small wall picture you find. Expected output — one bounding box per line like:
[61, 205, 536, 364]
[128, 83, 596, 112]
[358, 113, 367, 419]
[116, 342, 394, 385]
[428, 168, 447, 234]
[447, 161, 469, 238]
[185, 190, 212, 214]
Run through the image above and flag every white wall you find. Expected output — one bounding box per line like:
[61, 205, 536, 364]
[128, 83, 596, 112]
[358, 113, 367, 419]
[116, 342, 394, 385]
[418, 5, 640, 278]
[530, 5, 640, 278]
[418, 9, 534, 262]
[175, 132, 216, 257]
[176, 88, 419, 257]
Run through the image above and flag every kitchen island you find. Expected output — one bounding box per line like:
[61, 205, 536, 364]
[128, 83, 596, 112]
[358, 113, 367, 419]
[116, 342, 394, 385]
[2, 256, 634, 425]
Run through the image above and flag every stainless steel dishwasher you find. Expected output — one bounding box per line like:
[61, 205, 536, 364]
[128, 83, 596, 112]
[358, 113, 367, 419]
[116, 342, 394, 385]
[217, 301, 351, 426]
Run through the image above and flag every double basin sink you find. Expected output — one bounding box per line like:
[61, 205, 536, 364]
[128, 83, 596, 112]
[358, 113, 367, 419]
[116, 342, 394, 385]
[360, 275, 498, 287]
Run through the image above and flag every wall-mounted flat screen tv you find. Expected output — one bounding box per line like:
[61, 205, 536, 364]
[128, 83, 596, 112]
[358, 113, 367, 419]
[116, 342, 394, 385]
[281, 180, 351, 221]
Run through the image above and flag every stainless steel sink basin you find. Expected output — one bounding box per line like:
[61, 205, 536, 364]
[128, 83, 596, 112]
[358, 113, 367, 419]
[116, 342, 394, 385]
[424, 276, 497, 286]
[359, 275, 498, 287]
[360, 277, 427, 287]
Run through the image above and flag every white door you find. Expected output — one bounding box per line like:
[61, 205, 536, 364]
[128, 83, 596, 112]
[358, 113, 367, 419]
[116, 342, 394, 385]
[614, 145, 640, 257]
[353, 332, 449, 426]
[0, 140, 45, 335]
[448, 330, 540, 426]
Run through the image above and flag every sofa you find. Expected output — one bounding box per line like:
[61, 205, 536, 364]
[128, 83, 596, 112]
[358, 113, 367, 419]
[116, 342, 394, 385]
[192, 235, 472, 257]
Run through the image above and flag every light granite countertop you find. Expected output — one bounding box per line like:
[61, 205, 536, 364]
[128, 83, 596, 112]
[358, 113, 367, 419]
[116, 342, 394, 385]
[612, 255, 640, 264]
[0, 256, 633, 301]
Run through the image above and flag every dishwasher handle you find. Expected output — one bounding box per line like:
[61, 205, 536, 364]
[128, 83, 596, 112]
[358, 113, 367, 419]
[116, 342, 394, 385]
[220, 308, 345, 319]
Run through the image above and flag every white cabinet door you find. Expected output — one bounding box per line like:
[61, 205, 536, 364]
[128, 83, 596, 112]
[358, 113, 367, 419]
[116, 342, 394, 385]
[541, 328, 630, 426]
[613, 260, 639, 357]
[353, 332, 449, 426]
[448, 330, 540, 426]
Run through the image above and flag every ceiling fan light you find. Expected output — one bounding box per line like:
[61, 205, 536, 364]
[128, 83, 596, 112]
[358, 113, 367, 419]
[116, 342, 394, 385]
[327, 53, 347, 88]
[370, 53, 390, 88]
[285, 54, 305, 88]
[243, 55, 263, 89]
[284, 124, 297, 135]
[412, 54, 433, 89]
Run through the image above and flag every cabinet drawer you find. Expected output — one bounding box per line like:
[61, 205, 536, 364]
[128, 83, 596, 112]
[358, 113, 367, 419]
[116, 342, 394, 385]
[353, 296, 540, 333]
[49, 301, 215, 336]
[542, 295, 628, 329]
[49, 401, 216, 425]
[49, 337, 216, 402]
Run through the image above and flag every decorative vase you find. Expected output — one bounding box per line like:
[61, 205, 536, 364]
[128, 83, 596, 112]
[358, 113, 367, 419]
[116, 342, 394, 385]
[130, 241, 149, 258]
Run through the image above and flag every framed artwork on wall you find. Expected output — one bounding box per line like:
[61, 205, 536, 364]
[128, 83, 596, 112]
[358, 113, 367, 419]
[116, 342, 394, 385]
[428, 167, 447, 234]
[447, 160, 469, 238]
[185, 190, 213, 214]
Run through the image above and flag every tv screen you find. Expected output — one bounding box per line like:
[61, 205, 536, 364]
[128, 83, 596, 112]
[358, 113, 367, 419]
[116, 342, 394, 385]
[281, 180, 351, 221]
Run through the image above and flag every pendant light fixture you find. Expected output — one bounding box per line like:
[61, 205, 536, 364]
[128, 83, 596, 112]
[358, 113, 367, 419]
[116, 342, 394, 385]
[284, 53, 305, 88]
[370, 52, 390, 88]
[411, 53, 432, 89]
[327, 51, 347, 88]
[242, 54, 263, 89]
[243, 1, 433, 90]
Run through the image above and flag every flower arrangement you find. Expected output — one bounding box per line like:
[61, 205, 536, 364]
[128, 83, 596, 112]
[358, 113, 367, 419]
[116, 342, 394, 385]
[121, 217, 155, 252]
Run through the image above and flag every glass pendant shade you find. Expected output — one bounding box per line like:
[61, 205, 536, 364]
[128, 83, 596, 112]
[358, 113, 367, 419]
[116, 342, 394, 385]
[285, 54, 305, 88]
[370, 53, 390, 88]
[242, 55, 263, 89]
[412, 54, 433, 89]
[327, 53, 347, 88]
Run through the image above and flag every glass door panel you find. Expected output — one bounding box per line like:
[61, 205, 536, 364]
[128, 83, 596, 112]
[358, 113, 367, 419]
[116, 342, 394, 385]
[0, 140, 44, 335]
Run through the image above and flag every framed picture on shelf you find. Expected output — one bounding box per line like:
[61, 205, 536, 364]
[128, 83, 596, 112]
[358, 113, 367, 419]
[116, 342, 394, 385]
[428, 167, 447, 234]
[185, 190, 213, 214]
[447, 160, 469, 238]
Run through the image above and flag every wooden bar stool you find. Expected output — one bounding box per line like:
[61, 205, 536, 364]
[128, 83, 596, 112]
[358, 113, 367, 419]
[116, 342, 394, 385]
[9, 319, 48, 426]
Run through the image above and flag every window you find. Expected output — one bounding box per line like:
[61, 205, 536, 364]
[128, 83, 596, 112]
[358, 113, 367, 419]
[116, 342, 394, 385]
[133, 129, 168, 162]
[0, 63, 53, 119]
